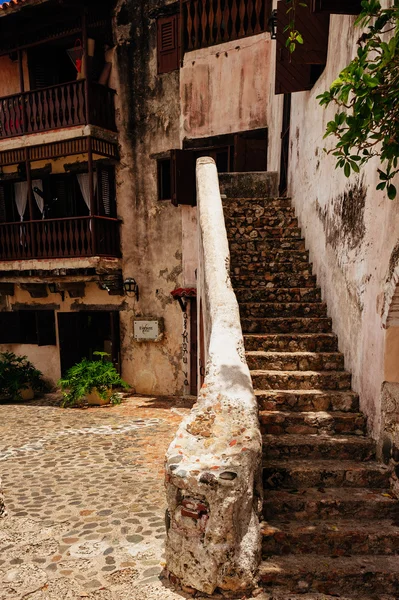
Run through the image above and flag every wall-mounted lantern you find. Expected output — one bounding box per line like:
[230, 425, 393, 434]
[269, 9, 277, 40]
[124, 277, 139, 301]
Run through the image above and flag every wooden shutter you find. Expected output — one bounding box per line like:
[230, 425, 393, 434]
[171, 149, 196, 206]
[157, 15, 180, 74]
[0, 312, 21, 344]
[275, 0, 330, 95]
[36, 311, 56, 346]
[312, 0, 362, 14]
[0, 185, 6, 224]
[97, 167, 116, 217]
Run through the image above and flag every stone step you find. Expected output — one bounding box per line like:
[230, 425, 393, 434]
[229, 238, 306, 252]
[256, 390, 359, 413]
[263, 459, 391, 490]
[224, 204, 296, 219]
[263, 488, 399, 522]
[225, 215, 299, 229]
[232, 261, 312, 276]
[240, 303, 327, 320]
[259, 410, 367, 436]
[261, 519, 399, 557]
[230, 250, 309, 265]
[219, 172, 279, 198]
[262, 434, 374, 461]
[244, 333, 338, 353]
[228, 226, 303, 241]
[258, 555, 399, 596]
[232, 273, 317, 289]
[241, 317, 332, 335]
[252, 370, 352, 391]
[222, 197, 293, 209]
[236, 288, 322, 304]
[247, 351, 343, 371]
[256, 593, 393, 600]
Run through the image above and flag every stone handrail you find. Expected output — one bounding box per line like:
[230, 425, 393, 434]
[165, 157, 262, 595]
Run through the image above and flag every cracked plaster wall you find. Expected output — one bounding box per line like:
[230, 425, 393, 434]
[113, 0, 190, 395]
[267, 2, 399, 439]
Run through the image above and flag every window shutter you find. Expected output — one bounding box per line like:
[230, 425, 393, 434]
[36, 311, 56, 346]
[0, 312, 21, 343]
[0, 185, 6, 223]
[171, 149, 196, 207]
[275, 0, 329, 95]
[312, 0, 362, 14]
[97, 167, 116, 217]
[157, 15, 180, 74]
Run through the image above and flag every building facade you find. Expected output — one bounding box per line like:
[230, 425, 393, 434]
[0, 0, 398, 446]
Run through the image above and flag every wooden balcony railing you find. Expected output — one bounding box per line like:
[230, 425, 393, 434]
[0, 80, 117, 140]
[182, 0, 271, 51]
[0, 216, 121, 261]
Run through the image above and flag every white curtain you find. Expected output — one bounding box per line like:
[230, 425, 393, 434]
[14, 182, 28, 221]
[77, 173, 97, 214]
[32, 179, 44, 218]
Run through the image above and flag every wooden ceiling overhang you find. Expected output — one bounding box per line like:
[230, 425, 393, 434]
[0, 136, 119, 167]
[0, 0, 115, 57]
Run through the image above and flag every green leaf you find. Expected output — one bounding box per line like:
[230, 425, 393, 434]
[344, 163, 351, 178]
[388, 184, 397, 199]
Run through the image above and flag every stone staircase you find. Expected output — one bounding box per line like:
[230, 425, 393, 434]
[221, 174, 399, 599]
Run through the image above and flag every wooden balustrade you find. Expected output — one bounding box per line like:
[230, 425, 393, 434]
[182, 0, 271, 51]
[0, 80, 116, 140]
[0, 216, 121, 261]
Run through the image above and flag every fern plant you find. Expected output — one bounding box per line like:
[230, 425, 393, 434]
[58, 352, 129, 408]
[0, 352, 47, 401]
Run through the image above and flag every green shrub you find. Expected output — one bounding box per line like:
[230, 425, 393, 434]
[58, 352, 129, 408]
[0, 352, 47, 401]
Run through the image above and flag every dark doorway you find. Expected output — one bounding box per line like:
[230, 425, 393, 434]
[279, 93, 292, 196]
[58, 311, 121, 376]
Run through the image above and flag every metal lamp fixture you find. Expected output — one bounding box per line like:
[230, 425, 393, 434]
[269, 9, 277, 40]
[124, 277, 139, 301]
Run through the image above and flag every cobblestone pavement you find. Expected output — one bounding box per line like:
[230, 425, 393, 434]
[0, 393, 210, 600]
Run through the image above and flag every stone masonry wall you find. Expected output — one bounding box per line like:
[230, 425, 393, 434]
[113, 0, 187, 395]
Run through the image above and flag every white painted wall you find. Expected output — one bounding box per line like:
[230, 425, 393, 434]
[266, 7, 399, 438]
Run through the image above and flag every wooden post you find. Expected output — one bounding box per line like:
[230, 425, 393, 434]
[87, 137, 97, 255]
[25, 148, 37, 257]
[18, 50, 27, 133]
[82, 10, 91, 126]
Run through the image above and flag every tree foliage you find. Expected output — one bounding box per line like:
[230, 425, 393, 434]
[317, 0, 399, 199]
[284, 0, 308, 53]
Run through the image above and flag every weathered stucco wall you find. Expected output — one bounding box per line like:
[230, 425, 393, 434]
[113, 0, 187, 396]
[267, 6, 399, 438]
[181, 33, 270, 139]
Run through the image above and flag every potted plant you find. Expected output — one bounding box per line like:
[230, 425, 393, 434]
[0, 352, 47, 401]
[58, 352, 129, 408]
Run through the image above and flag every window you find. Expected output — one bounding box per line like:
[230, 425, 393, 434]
[275, 0, 330, 95]
[157, 129, 268, 204]
[158, 158, 172, 201]
[157, 14, 180, 74]
[0, 310, 56, 346]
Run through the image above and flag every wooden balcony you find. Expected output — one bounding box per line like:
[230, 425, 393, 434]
[0, 80, 116, 140]
[182, 0, 271, 52]
[0, 216, 121, 261]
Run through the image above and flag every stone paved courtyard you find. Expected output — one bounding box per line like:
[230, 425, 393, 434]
[0, 394, 203, 600]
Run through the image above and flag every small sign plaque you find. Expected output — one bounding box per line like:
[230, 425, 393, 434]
[134, 319, 163, 342]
